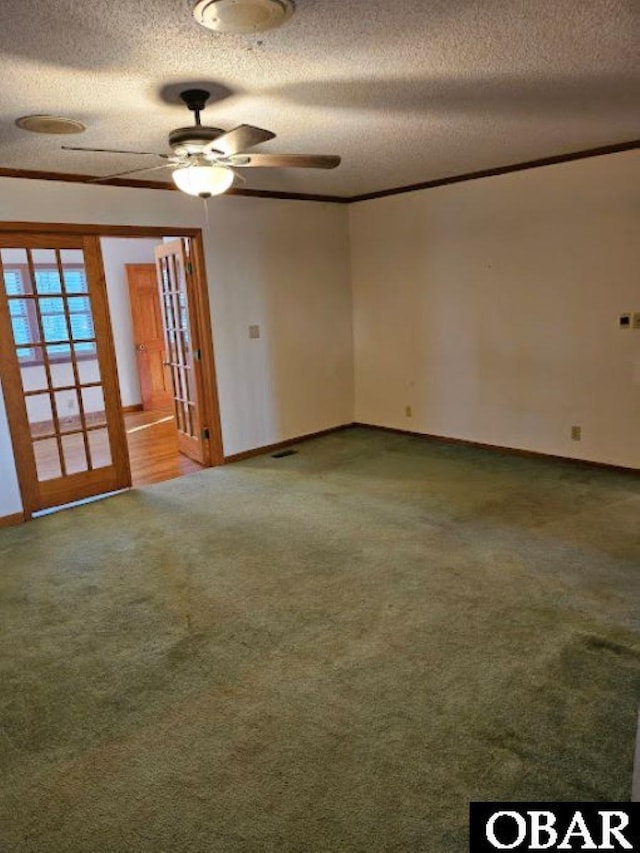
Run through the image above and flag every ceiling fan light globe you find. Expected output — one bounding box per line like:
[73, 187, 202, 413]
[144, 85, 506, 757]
[172, 165, 234, 197]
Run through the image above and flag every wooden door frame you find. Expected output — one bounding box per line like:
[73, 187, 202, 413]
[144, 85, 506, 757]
[0, 222, 224, 517]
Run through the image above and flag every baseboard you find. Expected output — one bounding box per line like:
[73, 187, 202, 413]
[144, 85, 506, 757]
[353, 422, 639, 474]
[0, 511, 26, 528]
[224, 424, 352, 463]
[227, 421, 638, 472]
[122, 404, 144, 414]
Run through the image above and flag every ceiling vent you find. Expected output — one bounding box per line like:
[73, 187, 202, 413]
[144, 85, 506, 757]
[15, 115, 86, 135]
[193, 0, 295, 33]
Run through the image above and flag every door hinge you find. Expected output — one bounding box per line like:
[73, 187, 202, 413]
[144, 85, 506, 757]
[201, 427, 210, 441]
[193, 348, 202, 361]
[185, 261, 194, 275]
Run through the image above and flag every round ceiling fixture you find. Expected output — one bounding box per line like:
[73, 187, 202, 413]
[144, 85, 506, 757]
[172, 164, 235, 198]
[193, 0, 295, 33]
[15, 115, 86, 135]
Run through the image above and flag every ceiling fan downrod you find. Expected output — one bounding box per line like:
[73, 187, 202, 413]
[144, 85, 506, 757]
[179, 89, 211, 126]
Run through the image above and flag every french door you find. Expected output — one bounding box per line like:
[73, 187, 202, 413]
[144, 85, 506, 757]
[154, 239, 208, 465]
[0, 233, 130, 516]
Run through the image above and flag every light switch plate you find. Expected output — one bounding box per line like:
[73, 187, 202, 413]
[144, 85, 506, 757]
[633, 313, 640, 330]
[249, 324, 260, 339]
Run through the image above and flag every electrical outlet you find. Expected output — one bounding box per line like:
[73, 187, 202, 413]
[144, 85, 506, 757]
[571, 425, 581, 441]
[249, 324, 260, 339]
[619, 314, 631, 329]
[405, 405, 412, 418]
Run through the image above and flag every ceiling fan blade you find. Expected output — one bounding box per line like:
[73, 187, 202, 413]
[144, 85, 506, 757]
[203, 125, 276, 156]
[89, 163, 174, 183]
[230, 168, 247, 185]
[231, 153, 341, 169]
[62, 145, 170, 158]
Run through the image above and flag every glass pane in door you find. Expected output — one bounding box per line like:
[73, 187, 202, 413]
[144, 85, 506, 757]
[157, 252, 198, 439]
[87, 428, 112, 469]
[33, 438, 62, 481]
[2, 245, 109, 480]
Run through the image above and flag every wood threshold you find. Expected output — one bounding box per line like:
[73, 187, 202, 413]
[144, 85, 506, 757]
[353, 423, 640, 474]
[0, 511, 26, 528]
[0, 140, 637, 204]
[224, 424, 352, 463]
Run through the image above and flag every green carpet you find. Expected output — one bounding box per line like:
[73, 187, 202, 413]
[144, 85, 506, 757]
[1, 427, 639, 851]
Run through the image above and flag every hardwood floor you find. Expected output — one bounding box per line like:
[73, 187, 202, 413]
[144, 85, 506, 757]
[126, 409, 203, 487]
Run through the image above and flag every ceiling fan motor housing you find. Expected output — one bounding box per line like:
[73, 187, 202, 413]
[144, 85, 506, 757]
[169, 126, 224, 155]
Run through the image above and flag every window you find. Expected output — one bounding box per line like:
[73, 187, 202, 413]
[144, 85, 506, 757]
[4, 265, 97, 364]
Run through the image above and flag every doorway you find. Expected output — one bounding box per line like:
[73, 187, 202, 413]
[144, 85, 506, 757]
[127, 263, 173, 413]
[0, 223, 223, 519]
[122, 237, 212, 485]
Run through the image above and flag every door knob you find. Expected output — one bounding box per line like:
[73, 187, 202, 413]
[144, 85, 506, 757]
[136, 343, 146, 352]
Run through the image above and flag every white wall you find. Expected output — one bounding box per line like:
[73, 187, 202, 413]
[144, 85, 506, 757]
[2, 150, 637, 518]
[0, 181, 353, 516]
[0, 379, 22, 517]
[100, 236, 161, 408]
[209, 199, 353, 452]
[350, 150, 640, 468]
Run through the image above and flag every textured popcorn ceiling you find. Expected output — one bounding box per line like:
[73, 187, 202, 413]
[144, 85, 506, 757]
[0, 0, 638, 197]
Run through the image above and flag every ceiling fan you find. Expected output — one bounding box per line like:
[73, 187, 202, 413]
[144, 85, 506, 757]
[62, 89, 341, 198]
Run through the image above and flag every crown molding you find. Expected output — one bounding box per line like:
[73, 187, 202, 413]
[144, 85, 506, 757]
[348, 140, 640, 203]
[0, 167, 350, 203]
[0, 167, 177, 191]
[0, 139, 638, 205]
[226, 186, 349, 203]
